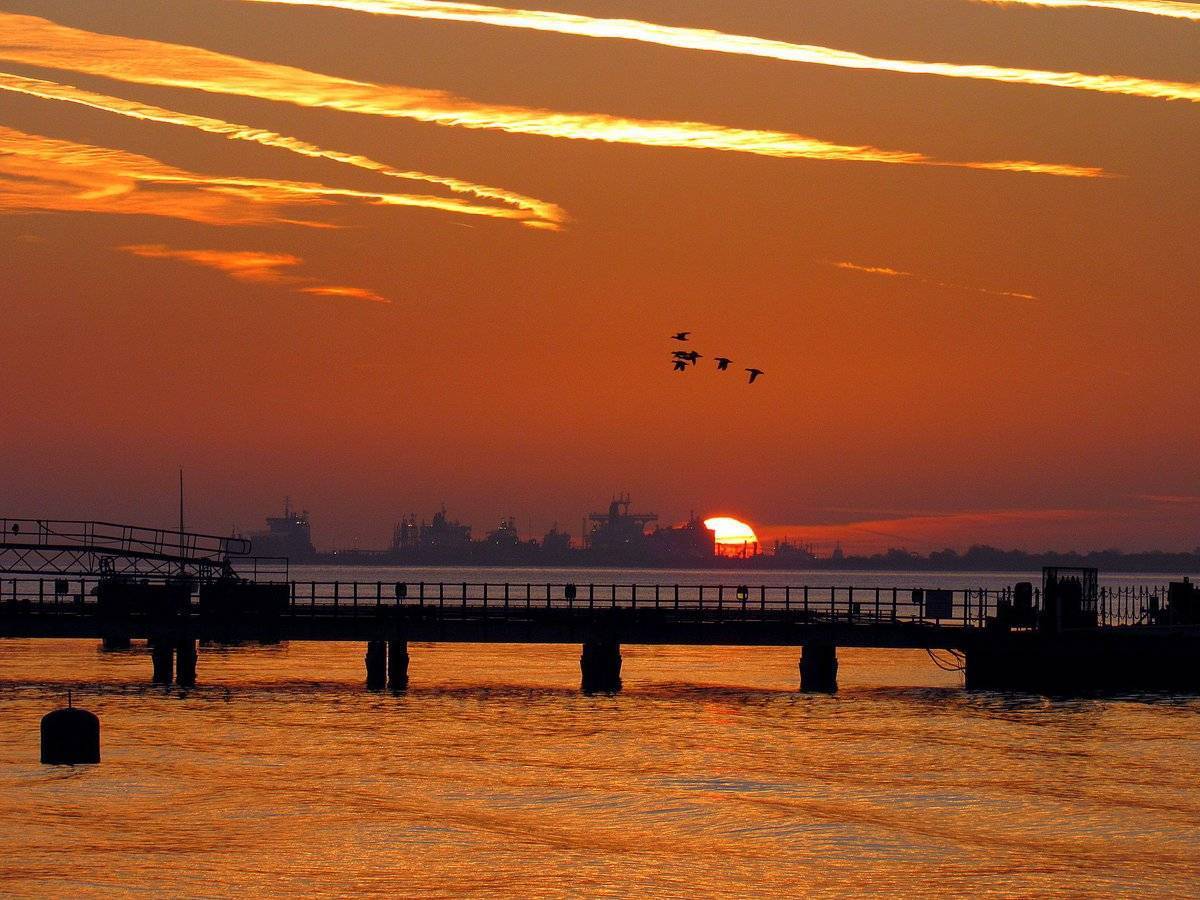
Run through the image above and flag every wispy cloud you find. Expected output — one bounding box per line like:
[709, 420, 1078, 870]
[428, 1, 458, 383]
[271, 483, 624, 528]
[301, 285, 389, 302]
[0, 13, 1105, 177]
[0, 124, 326, 226]
[120, 245, 304, 282]
[0, 122, 544, 229]
[970, 0, 1200, 22]
[119, 244, 388, 302]
[240, 0, 1200, 103]
[759, 507, 1107, 550]
[0, 71, 564, 229]
[831, 260, 1038, 300]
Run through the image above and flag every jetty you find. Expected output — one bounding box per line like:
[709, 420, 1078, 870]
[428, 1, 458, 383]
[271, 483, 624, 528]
[2, 518, 1198, 694]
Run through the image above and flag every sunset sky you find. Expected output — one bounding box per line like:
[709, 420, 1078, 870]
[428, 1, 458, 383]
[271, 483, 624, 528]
[1, 0, 1197, 553]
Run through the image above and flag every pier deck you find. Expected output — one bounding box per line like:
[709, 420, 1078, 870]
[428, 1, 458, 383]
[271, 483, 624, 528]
[3, 576, 1197, 694]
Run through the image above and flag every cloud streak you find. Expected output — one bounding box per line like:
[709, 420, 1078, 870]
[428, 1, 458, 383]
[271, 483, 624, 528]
[0, 118, 556, 232]
[0, 71, 562, 228]
[971, 0, 1200, 22]
[832, 260, 1038, 300]
[239, 0, 1200, 103]
[0, 124, 334, 226]
[119, 244, 389, 302]
[0, 13, 1105, 177]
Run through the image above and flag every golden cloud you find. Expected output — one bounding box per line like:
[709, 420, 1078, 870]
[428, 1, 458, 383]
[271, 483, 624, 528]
[0, 13, 1105, 176]
[242, 0, 1200, 102]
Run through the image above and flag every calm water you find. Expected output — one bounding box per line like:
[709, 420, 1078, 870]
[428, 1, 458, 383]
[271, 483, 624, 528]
[2, 570, 1198, 896]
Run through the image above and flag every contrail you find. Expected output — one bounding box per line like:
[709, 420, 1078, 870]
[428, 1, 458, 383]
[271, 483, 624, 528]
[970, 0, 1200, 22]
[0, 13, 1105, 177]
[119, 244, 389, 302]
[0, 123, 533, 226]
[238, 0, 1200, 103]
[831, 260, 1037, 300]
[0, 71, 563, 228]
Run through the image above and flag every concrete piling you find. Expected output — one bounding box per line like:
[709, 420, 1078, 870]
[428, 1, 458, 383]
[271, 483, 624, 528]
[387, 639, 409, 691]
[365, 639, 386, 690]
[800, 642, 838, 693]
[151, 640, 174, 685]
[580, 638, 622, 694]
[176, 638, 198, 687]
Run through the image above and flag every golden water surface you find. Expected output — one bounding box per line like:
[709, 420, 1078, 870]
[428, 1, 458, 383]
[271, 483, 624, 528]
[2, 640, 1198, 896]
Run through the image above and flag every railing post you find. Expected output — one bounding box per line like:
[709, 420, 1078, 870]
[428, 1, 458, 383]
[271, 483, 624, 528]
[674, 584, 679, 610]
[632, 584, 637, 610]
[875, 588, 880, 622]
[785, 586, 790, 611]
[892, 587, 897, 621]
[611, 584, 616, 608]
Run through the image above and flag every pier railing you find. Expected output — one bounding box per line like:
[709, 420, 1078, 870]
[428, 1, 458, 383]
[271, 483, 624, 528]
[0, 577, 1173, 629]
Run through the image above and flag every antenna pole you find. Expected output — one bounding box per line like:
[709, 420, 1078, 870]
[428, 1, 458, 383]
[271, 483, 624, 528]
[179, 468, 185, 577]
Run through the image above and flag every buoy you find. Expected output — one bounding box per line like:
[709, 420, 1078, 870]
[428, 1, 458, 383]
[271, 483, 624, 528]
[40, 692, 100, 765]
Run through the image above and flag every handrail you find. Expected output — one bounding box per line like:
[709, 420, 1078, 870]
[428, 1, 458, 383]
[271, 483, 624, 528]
[0, 577, 1169, 630]
[0, 518, 250, 560]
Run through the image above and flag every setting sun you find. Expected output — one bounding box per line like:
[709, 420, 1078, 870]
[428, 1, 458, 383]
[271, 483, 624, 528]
[703, 516, 759, 547]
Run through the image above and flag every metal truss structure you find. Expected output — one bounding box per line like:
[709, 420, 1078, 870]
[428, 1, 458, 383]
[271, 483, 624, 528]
[0, 518, 253, 579]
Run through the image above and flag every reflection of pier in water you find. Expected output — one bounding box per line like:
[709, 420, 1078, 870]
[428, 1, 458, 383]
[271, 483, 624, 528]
[2, 518, 1199, 695]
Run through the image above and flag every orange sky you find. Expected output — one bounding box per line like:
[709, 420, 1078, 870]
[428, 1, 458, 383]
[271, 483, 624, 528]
[1, 0, 1197, 553]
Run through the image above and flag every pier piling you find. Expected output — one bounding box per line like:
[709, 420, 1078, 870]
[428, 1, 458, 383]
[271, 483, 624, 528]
[365, 639, 386, 690]
[151, 640, 174, 685]
[800, 642, 838, 693]
[581, 638, 622, 694]
[387, 639, 409, 691]
[176, 638, 197, 687]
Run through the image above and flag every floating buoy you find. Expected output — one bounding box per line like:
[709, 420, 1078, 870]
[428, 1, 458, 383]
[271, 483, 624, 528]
[40, 693, 100, 765]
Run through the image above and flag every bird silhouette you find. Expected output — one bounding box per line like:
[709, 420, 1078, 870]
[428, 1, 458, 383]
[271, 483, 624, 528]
[671, 331, 690, 341]
[672, 359, 689, 372]
[745, 368, 764, 384]
[714, 357, 732, 371]
[680, 350, 701, 365]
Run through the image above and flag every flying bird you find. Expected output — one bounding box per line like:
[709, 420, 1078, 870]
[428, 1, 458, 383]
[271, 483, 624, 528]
[745, 368, 764, 384]
[671, 331, 690, 341]
[680, 350, 701, 365]
[714, 357, 732, 371]
[672, 359, 688, 372]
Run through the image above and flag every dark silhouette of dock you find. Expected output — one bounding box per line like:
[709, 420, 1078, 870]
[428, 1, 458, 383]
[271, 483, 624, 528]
[2, 518, 1198, 694]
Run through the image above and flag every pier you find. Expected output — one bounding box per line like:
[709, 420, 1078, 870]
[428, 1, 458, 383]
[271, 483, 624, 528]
[2, 519, 1198, 694]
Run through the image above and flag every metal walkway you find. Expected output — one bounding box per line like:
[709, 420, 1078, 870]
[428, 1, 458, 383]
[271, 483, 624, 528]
[0, 518, 252, 579]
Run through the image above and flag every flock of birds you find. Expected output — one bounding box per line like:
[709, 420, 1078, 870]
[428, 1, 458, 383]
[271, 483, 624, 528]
[670, 332, 763, 384]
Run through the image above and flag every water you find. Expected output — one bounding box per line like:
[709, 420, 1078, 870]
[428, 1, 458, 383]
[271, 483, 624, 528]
[2, 570, 1198, 896]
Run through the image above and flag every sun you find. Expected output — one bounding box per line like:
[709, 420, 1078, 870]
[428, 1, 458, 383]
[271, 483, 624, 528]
[703, 516, 759, 548]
